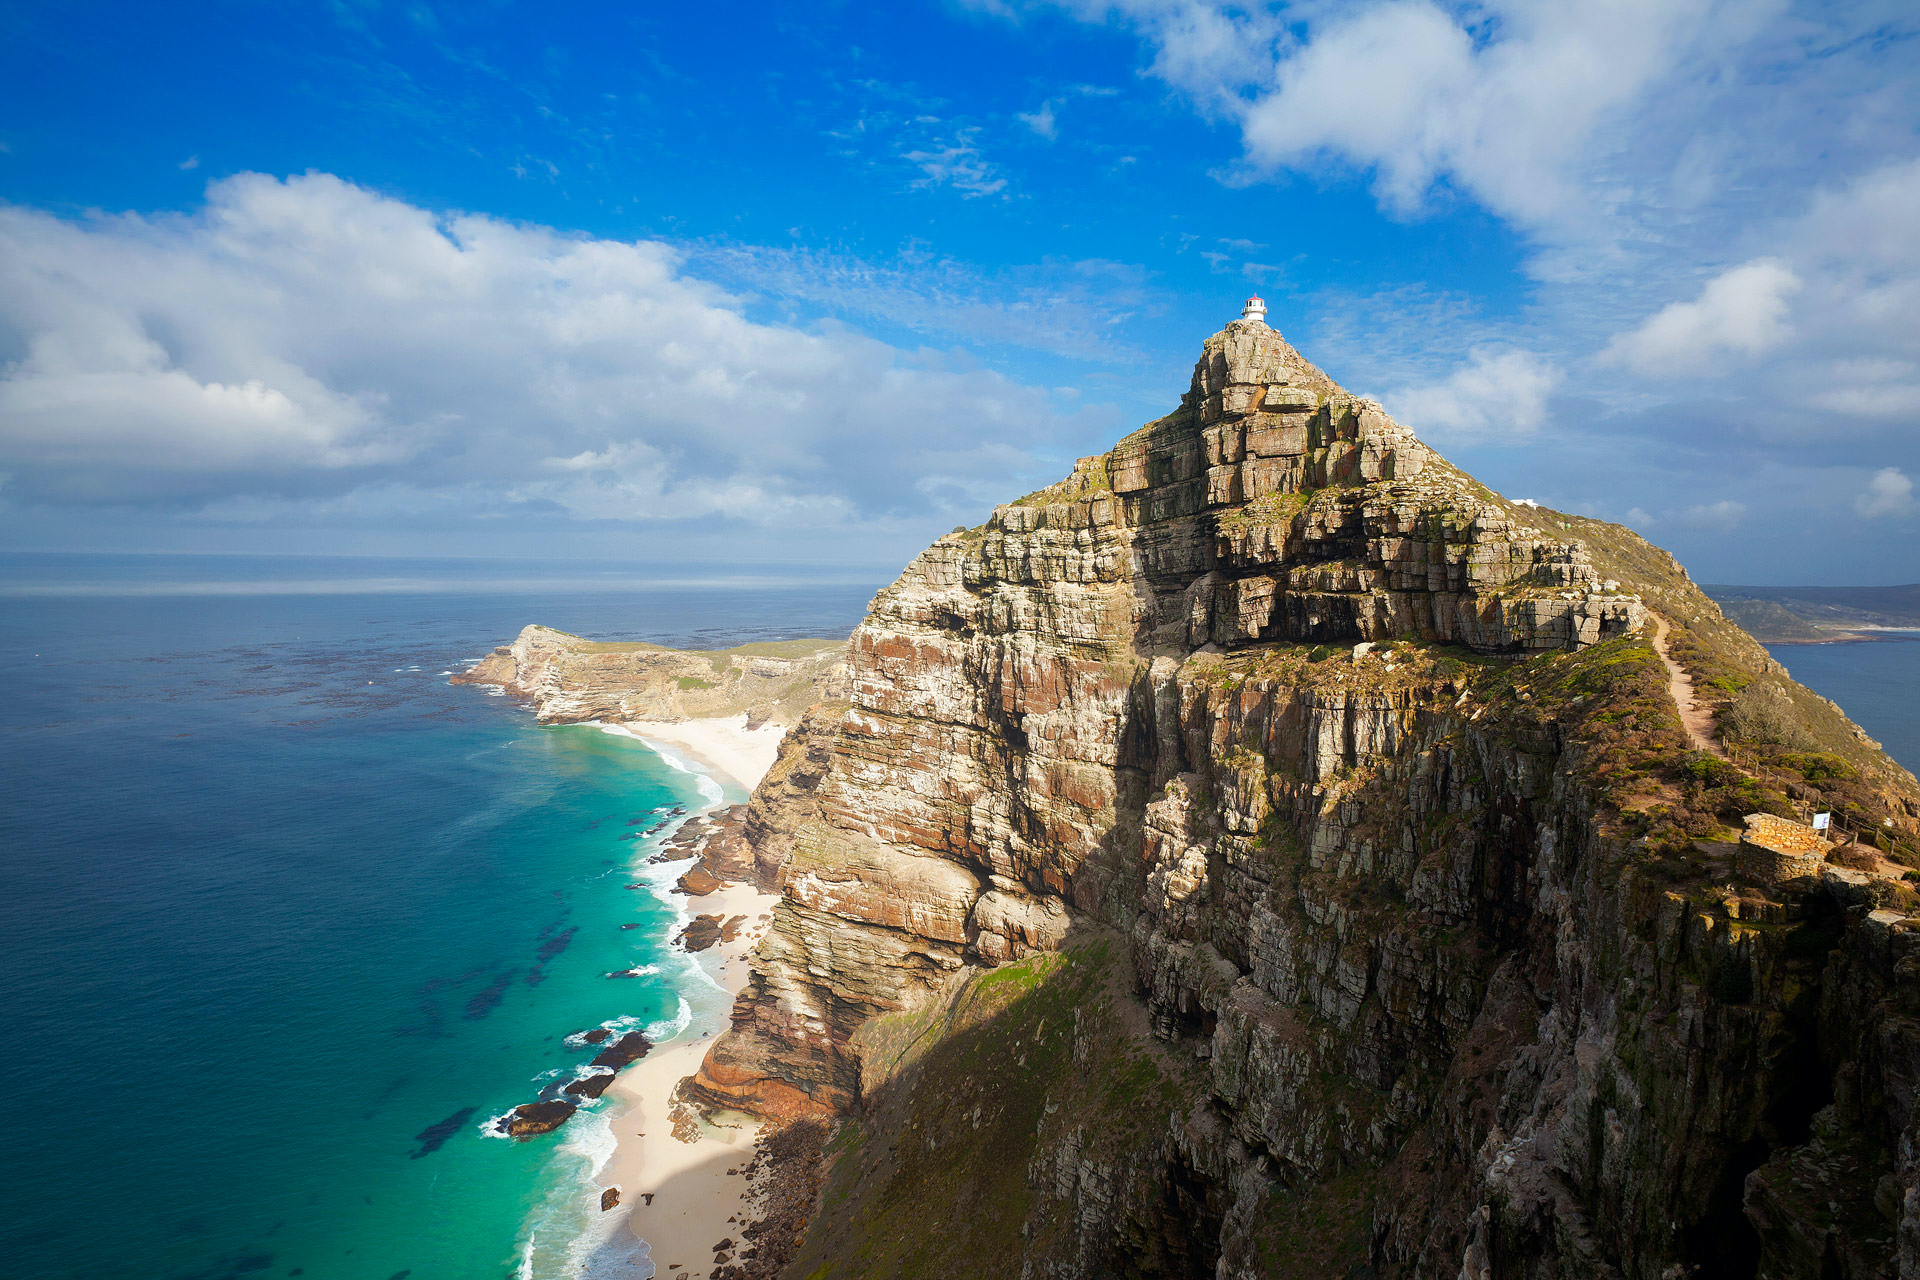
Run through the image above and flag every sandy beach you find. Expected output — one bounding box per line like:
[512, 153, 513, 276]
[623, 714, 787, 796]
[600, 879, 778, 1278]
[597, 720, 783, 1279]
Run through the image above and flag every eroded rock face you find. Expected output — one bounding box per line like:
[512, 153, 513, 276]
[692, 321, 1643, 1117]
[685, 319, 1920, 1277]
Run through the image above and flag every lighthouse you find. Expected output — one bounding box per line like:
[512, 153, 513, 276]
[1240, 295, 1267, 326]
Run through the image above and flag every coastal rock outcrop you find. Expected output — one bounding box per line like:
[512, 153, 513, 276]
[453, 629, 846, 728]
[500, 1100, 576, 1138]
[683, 314, 1920, 1278]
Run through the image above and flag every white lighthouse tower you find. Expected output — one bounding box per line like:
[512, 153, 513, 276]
[1240, 294, 1268, 326]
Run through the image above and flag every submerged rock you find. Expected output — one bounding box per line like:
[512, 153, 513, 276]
[409, 1106, 475, 1158]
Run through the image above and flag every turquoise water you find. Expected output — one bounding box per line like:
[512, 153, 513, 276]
[0, 559, 870, 1280]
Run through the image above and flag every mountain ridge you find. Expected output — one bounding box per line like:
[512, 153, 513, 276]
[671, 314, 1920, 1279]
[463, 313, 1920, 1278]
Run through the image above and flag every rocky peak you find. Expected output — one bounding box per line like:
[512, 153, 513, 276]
[971, 319, 1640, 656]
[683, 314, 1920, 1280]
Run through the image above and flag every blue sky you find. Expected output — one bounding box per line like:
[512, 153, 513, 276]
[2, 0, 1917, 581]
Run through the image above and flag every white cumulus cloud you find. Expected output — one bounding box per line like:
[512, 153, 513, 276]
[0, 173, 1095, 536]
[1853, 467, 1916, 520]
[1010, 0, 1776, 238]
[1381, 346, 1561, 444]
[1599, 258, 1801, 378]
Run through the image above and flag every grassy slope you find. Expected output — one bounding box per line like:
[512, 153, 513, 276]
[789, 936, 1219, 1280]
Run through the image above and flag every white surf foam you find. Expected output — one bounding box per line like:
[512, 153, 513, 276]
[645, 995, 694, 1044]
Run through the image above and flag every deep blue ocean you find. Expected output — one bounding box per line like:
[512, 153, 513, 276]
[0, 555, 875, 1280]
[0, 556, 1912, 1280]
[1766, 637, 1920, 774]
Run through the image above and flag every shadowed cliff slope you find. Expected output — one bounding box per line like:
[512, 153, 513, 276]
[684, 315, 1920, 1280]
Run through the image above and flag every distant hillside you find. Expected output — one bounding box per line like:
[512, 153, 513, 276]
[1705, 583, 1920, 642]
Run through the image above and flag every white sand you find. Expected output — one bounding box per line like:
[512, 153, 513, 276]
[593, 716, 785, 1280]
[622, 714, 787, 796]
[600, 880, 778, 1278]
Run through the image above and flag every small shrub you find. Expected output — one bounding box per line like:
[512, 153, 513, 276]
[1681, 753, 1738, 787]
[1721, 684, 1816, 750]
[1770, 751, 1855, 783]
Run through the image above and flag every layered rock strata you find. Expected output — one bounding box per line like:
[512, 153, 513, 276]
[682, 317, 1920, 1278]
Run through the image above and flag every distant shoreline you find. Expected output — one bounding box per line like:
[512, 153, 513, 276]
[1762, 628, 1920, 646]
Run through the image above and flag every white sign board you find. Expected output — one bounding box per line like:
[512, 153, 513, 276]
[1812, 812, 1831, 831]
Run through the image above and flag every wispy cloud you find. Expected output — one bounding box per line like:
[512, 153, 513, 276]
[1679, 499, 1747, 531]
[686, 239, 1159, 363]
[1018, 102, 1058, 138]
[902, 126, 1008, 197]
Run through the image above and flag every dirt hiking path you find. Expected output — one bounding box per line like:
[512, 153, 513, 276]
[1650, 613, 1726, 758]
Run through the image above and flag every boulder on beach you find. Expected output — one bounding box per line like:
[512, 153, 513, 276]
[676, 914, 723, 952]
[675, 866, 722, 896]
[502, 1100, 576, 1138]
[576, 1027, 611, 1044]
[601, 1186, 620, 1211]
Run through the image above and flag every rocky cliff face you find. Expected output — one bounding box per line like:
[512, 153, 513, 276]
[452, 625, 846, 727]
[688, 317, 1920, 1279]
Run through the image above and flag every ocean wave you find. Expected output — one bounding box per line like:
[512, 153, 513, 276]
[644, 995, 694, 1044]
[602, 961, 661, 980]
[592, 725, 725, 811]
[513, 1104, 659, 1280]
